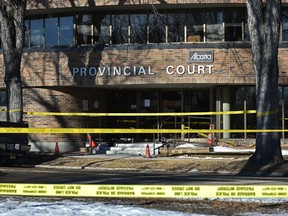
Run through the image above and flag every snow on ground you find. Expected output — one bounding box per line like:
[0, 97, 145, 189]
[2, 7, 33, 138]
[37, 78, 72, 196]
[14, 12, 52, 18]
[176, 143, 288, 156]
[0, 197, 195, 216]
[1, 143, 286, 215]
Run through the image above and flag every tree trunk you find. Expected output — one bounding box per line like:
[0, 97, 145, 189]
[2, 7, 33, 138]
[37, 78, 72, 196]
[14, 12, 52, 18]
[246, 0, 283, 163]
[0, 0, 27, 123]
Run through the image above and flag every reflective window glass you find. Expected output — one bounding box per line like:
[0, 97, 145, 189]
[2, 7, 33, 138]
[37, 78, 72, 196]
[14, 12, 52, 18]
[60, 17, 73, 46]
[225, 9, 243, 41]
[148, 11, 166, 43]
[246, 87, 256, 138]
[0, 91, 6, 107]
[31, 19, 44, 47]
[167, 12, 185, 42]
[0, 91, 7, 121]
[244, 12, 250, 41]
[186, 11, 204, 42]
[76, 14, 92, 45]
[111, 14, 128, 44]
[24, 20, 30, 47]
[282, 11, 288, 41]
[230, 87, 245, 138]
[205, 10, 223, 42]
[97, 14, 110, 44]
[45, 17, 58, 47]
[283, 87, 288, 137]
[130, 13, 147, 44]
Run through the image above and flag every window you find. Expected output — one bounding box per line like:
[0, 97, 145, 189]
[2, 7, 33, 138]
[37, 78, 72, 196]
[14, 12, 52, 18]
[244, 12, 251, 41]
[24, 20, 30, 47]
[282, 11, 288, 41]
[111, 14, 128, 44]
[45, 17, 58, 47]
[97, 14, 110, 44]
[0, 91, 6, 121]
[246, 87, 256, 137]
[230, 87, 245, 138]
[20, 7, 263, 47]
[225, 9, 243, 41]
[60, 16, 73, 46]
[148, 10, 166, 43]
[0, 91, 6, 107]
[186, 11, 204, 42]
[167, 12, 185, 42]
[283, 87, 288, 137]
[76, 14, 93, 45]
[205, 10, 223, 42]
[130, 13, 147, 44]
[30, 19, 44, 47]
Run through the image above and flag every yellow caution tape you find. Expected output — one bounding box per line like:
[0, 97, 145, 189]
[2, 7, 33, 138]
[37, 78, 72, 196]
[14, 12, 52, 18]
[22, 110, 257, 117]
[257, 109, 279, 117]
[0, 127, 286, 134]
[0, 108, 22, 112]
[0, 184, 286, 198]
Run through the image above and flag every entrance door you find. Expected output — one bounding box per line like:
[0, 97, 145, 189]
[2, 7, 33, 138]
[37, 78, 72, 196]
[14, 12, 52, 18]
[184, 90, 211, 138]
[158, 90, 211, 141]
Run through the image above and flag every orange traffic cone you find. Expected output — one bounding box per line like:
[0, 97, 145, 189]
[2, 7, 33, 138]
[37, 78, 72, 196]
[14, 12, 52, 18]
[207, 124, 215, 152]
[144, 144, 151, 158]
[91, 139, 96, 148]
[55, 142, 59, 155]
[87, 133, 92, 146]
[207, 124, 213, 146]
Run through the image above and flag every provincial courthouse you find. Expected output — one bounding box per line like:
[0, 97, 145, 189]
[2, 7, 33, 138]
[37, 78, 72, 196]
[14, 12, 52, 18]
[1, 0, 288, 152]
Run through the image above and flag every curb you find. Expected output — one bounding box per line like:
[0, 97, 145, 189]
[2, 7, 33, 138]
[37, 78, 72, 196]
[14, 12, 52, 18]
[34, 164, 288, 177]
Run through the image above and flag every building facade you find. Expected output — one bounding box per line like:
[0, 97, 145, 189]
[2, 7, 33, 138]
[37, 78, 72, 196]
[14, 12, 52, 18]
[1, 0, 288, 151]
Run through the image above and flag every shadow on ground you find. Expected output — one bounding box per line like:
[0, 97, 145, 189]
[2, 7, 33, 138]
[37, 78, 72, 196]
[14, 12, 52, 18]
[239, 159, 288, 176]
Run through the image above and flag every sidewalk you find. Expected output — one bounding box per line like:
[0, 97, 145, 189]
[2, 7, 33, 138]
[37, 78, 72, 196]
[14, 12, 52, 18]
[31, 149, 288, 176]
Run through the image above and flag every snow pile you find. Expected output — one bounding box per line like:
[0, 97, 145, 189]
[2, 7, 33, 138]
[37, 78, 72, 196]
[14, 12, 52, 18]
[0, 198, 193, 216]
[176, 143, 288, 155]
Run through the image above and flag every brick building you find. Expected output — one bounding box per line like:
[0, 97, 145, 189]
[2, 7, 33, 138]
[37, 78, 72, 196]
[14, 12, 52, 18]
[1, 0, 288, 152]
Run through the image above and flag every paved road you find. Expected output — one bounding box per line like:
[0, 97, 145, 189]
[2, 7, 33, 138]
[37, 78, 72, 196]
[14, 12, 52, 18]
[0, 167, 287, 185]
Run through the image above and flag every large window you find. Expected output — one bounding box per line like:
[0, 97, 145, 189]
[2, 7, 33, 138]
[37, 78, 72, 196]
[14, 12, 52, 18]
[111, 14, 128, 44]
[230, 86, 256, 138]
[130, 13, 147, 44]
[76, 14, 93, 45]
[167, 12, 185, 42]
[186, 11, 204, 42]
[30, 19, 44, 48]
[244, 12, 251, 41]
[225, 9, 243, 41]
[45, 17, 58, 47]
[23, 7, 288, 47]
[148, 11, 166, 43]
[59, 17, 74, 46]
[205, 10, 223, 42]
[97, 14, 110, 44]
[0, 91, 7, 121]
[283, 87, 288, 138]
[282, 11, 288, 41]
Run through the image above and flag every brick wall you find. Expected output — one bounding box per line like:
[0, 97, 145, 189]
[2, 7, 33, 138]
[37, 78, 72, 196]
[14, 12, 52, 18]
[17, 46, 259, 88]
[1, 45, 288, 145]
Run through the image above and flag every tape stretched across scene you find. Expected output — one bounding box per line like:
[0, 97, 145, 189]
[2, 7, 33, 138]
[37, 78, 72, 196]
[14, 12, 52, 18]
[0, 127, 287, 134]
[0, 184, 286, 198]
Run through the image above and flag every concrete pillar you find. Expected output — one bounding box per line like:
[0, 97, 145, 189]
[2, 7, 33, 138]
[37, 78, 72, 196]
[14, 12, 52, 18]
[222, 87, 230, 138]
[215, 87, 221, 139]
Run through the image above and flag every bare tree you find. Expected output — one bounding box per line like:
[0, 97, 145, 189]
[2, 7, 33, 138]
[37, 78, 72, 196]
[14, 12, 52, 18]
[246, 0, 284, 163]
[0, 0, 26, 123]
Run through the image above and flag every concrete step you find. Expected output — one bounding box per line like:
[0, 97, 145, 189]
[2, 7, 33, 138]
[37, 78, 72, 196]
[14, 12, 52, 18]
[106, 142, 162, 155]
